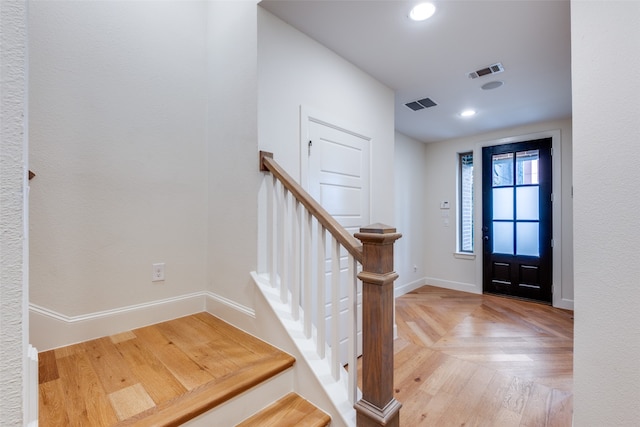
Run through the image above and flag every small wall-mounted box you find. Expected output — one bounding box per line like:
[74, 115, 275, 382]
[440, 201, 450, 209]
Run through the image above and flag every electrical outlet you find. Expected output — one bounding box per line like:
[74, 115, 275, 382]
[413, 265, 418, 273]
[152, 263, 165, 282]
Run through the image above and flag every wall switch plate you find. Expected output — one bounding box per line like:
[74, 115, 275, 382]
[440, 201, 450, 209]
[152, 263, 165, 282]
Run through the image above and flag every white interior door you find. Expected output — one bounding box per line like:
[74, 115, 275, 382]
[306, 116, 370, 365]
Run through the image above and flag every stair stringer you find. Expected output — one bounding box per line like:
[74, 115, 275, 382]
[250, 272, 357, 427]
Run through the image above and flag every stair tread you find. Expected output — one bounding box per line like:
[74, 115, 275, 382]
[38, 312, 295, 427]
[236, 392, 331, 427]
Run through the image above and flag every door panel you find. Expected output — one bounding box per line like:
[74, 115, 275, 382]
[482, 138, 552, 303]
[311, 123, 369, 227]
[307, 119, 370, 364]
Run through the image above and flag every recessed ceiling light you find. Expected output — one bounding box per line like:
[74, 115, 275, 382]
[460, 109, 476, 117]
[481, 81, 504, 90]
[409, 3, 436, 21]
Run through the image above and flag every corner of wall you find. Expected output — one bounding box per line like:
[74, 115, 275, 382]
[0, 0, 28, 423]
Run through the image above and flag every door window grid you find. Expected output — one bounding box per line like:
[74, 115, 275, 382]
[492, 150, 540, 257]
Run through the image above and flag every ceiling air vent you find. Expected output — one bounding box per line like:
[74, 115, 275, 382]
[467, 62, 504, 79]
[405, 97, 438, 111]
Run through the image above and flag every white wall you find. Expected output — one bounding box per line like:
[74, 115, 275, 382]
[22, 0, 278, 397]
[394, 131, 427, 295]
[205, 1, 259, 311]
[29, 1, 209, 317]
[572, 1, 640, 425]
[0, 0, 28, 423]
[422, 119, 573, 308]
[257, 8, 395, 226]
[28, 0, 394, 349]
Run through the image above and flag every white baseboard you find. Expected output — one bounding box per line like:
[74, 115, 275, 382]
[26, 345, 38, 426]
[205, 291, 256, 333]
[424, 277, 481, 294]
[554, 297, 574, 311]
[30, 291, 255, 351]
[425, 277, 573, 310]
[394, 277, 427, 298]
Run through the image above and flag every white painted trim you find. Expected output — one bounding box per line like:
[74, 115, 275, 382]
[204, 290, 257, 333]
[394, 277, 426, 298]
[29, 291, 255, 351]
[453, 252, 476, 260]
[30, 293, 206, 351]
[205, 292, 256, 319]
[27, 345, 38, 426]
[554, 297, 574, 311]
[424, 277, 481, 295]
[473, 129, 564, 307]
[30, 292, 205, 324]
[182, 368, 294, 427]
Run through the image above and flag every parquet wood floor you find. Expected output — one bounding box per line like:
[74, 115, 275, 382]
[38, 312, 295, 426]
[391, 285, 574, 426]
[38, 286, 573, 426]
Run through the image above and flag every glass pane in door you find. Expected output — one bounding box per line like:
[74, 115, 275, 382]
[516, 150, 539, 185]
[493, 187, 513, 220]
[516, 222, 540, 256]
[516, 186, 539, 220]
[515, 149, 541, 257]
[492, 153, 514, 186]
[493, 221, 514, 255]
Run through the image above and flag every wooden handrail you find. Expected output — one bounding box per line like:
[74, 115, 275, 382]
[260, 151, 363, 263]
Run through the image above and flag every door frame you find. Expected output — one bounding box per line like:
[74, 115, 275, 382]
[481, 138, 553, 302]
[473, 129, 568, 309]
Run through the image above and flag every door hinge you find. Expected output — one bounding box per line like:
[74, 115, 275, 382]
[308, 140, 312, 155]
[551, 239, 555, 248]
[550, 193, 554, 202]
[551, 147, 554, 156]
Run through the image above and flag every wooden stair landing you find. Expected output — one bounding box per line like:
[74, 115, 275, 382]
[38, 312, 296, 426]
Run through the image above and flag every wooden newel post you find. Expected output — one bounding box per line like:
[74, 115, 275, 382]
[354, 223, 402, 427]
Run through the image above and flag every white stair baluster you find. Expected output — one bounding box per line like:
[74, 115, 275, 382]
[347, 254, 358, 405]
[280, 186, 289, 303]
[331, 237, 340, 381]
[303, 210, 313, 338]
[291, 200, 301, 320]
[316, 223, 327, 359]
[266, 174, 276, 286]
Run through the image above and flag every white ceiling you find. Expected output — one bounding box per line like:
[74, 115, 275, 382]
[260, 0, 572, 143]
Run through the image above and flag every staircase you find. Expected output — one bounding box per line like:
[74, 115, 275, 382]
[258, 151, 402, 427]
[38, 312, 330, 426]
[38, 151, 401, 427]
